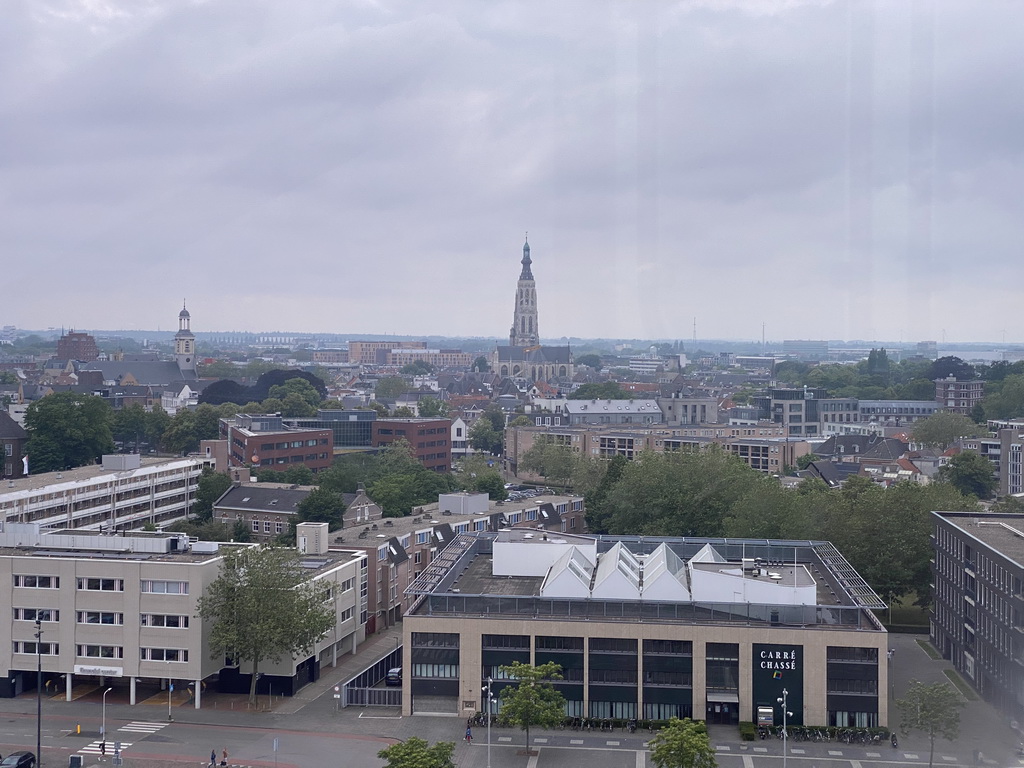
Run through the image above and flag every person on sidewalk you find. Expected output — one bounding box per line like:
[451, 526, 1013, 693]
[465, 726, 473, 743]
[210, 748, 217, 767]
[221, 747, 229, 765]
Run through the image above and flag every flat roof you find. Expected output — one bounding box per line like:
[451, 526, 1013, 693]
[1, 457, 197, 496]
[936, 512, 1024, 567]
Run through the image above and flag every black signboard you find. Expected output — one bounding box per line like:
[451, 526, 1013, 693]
[752, 643, 804, 725]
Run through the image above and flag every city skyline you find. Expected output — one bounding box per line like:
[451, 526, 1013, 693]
[2, 1, 1021, 341]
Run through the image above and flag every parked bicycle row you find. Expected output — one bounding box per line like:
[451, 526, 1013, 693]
[755, 725, 896, 746]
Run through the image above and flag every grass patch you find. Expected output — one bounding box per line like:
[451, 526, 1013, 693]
[942, 669, 979, 700]
[915, 638, 942, 660]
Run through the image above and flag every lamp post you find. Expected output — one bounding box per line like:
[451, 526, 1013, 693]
[887, 648, 895, 700]
[777, 688, 792, 768]
[35, 618, 42, 768]
[167, 662, 173, 722]
[482, 677, 494, 768]
[101, 687, 113, 742]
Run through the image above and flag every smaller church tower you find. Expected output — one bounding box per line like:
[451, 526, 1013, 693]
[174, 301, 197, 376]
[509, 236, 540, 347]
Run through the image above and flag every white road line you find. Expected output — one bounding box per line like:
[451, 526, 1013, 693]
[570, 739, 584, 745]
[80, 741, 133, 755]
[716, 745, 731, 751]
[941, 757, 957, 762]
[753, 747, 767, 753]
[866, 752, 881, 757]
[742, 757, 755, 768]
[497, 737, 511, 742]
[791, 748, 805, 754]
[828, 750, 843, 756]
[534, 738, 548, 743]
[904, 754, 920, 760]
[607, 741, 620, 746]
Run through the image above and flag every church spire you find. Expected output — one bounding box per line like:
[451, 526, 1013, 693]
[510, 235, 540, 347]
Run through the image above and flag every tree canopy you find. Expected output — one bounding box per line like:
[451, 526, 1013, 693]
[377, 738, 455, 768]
[197, 545, 336, 705]
[938, 451, 997, 499]
[25, 392, 115, 473]
[193, 468, 232, 522]
[575, 353, 602, 370]
[375, 376, 410, 400]
[912, 412, 983, 448]
[569, 381, 629, 400]
[497, 662, 566, 747]
[296, 487, 346, 530]
[649, 718, 717, 768]
[896, 680, 964, 768]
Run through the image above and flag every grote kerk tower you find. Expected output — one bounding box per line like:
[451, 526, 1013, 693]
[509, 235, 540, 347]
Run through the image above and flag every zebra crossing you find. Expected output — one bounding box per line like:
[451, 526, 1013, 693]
[78, 722, 167, 756]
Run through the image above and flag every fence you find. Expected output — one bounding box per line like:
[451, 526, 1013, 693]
[342, 647, 402, 708]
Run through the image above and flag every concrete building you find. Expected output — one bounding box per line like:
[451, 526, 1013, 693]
[935, 376, 985, 416]
[401, 531, 888, 726]
[384, 349, 474, 368]
[0, 455, 200, 531]
[563, 399, 664, 426]
[348, 341, 427, 366]
[0, 521, 366, 703]
[219, 414, 333, 474]
[931, 512, 1024, 723]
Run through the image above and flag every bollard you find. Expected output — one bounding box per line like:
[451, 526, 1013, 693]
[76, 723, 81, 734]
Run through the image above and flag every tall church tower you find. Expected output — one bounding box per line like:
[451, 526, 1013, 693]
[509, 236, 540, 347]
[174, 301, 197, 376]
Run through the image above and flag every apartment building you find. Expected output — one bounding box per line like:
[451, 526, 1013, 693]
[0, 522, 366, 704]
[934, 376, 985, 416]
[401, 531, 888, 727]
[0, 455, 200, 531]
[372, 418, 452, 473]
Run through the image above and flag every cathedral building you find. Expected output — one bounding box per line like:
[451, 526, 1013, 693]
[492, 237, 573, 384]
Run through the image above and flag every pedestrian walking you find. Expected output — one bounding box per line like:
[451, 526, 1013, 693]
[210, 748, 217, 766]
[221, 748, 229, 766]
[100, 740, 106, 757]
[465, 726, 473, 743]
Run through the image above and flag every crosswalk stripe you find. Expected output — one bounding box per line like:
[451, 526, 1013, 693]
[80, 741, 133, 755]
[119, 721, 168, 733]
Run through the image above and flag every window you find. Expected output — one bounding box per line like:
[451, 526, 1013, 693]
[77, 645, 124, 659]
[414, 551, 422, 564]
[141, 614, 189, 628]
[77, 578, 124, 592]
[77, 611, 122, 625]
[275, 521, 284, 534]
[141, 580, 189, 595]
[13, 641, 58, 655]
[14, 608, 59, 622]
[341, 578, 354, 593]
[340, 607, 354, 622]
[252, 519, 260, 532]
[416, 531, 429, 544]
[14, 575, 59, 589]
[264, 521, 272, 533]
[141, 648, 189, 662]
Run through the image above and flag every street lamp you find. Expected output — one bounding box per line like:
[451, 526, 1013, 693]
[167, 662, 174, 722]
[887, 648, 896, 700]
[482, 677, 494, 768]
[34, 618, 42, 768]
[101, 687, 113, 743]
[777, 688, 793, 768]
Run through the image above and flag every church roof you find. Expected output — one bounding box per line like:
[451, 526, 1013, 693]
[79, 361, 197, 385]
[495, 345, 572, 364]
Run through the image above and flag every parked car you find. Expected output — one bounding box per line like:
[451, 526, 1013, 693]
[385, 667, 402, 686]
[0, 751, 36, 768]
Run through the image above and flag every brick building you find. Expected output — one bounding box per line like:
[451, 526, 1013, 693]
[372, 418, 451, 473]
[219, 414, 332, 473]
[55, 331, 100, 362]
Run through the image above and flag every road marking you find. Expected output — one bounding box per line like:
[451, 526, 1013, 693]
[716, 745, 731, 751]
[742, 757, 754, 768]
[570, 739, 584, 745]
[851, 760, 862, 768]
[791, 748, 805, 754]
[118, 721, 167, 734]
[498, 737, 511, 742]
[534, 738, 548, 743]
[753, 747, 767, 753]
[607, 741, 620, 746]
[941, 757, 957, 762]
[526, 746, 541, 768]
[828, 750, 843, 756]
[866, 752, 881, 757]
[80, 740, 133, 755]
[904, 754, 920, 760]
[357, 712, 402, 719]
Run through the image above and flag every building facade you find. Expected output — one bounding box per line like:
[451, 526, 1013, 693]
[0, 522, 366, 703]
[934, 377, 985, 415]
[931, 512, 1024, 723]
[401, 532, 888, 726]
[372, 418, 452, 473]
[219, 414, 333, 473]
[0, 455, 200, 531]
[510, 237, 539, 347]
[55, 331, 100, 362]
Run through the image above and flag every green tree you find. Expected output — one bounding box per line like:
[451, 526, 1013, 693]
[569, 381, 629, 400]
[795, 453, 819, 470]
[472, 356, 490, 373]
[649, 717, 717, 768]
[375, 377, 410, 400]
[378, 737, 455, 768]
[25, 392, 115, 472]
[199, 360, 242, 378]
[197, 545, 336, 706]
[938, 451, 997, 499]
[112, 403, 148, 452]
[145, 406, 171, 447]
[393, 406, 416, 418]
[268, 377, 323, 415]
[283, 465, 315, 485]
[497, 662, 566, 748]
[468, 418, 502, 454]
[895, 681, 964, 768]
[418, 397, 449, 417]
[912, 412, 983, 448]
[193, 468, 233, 522]
[928, 356, 975, 382]
[296, 487, 346, 530]
[467, 471, 507, 500]
[575, 353, 602, 370]
[519, 441, 577, 488]
[401, 360, 434, 375]
[979, 374, 1024, 421]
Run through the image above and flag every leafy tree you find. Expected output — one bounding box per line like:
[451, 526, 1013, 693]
[896, 681, 964, 768]
[649, 717, 717, 768]
[928, 356, 975, 382]
[25, 392, 115, 472]
[145, 406, 172, 447]
[378, 737, 455, 768]
[193, 468, 233, 522]
[296, 487, 346, 530]
[795, 453, 819, 470]
[401, 360, 434, 375]
[375, 377, 410, 400]
[392, 406, 416, 418]
[569, 381, 629, 400]
[575, 353, 602, 370]
[979, 374, 1024, 421]
[197, 545, 336, 706]
[938, 451, 997, 499]
[508, 414, 532, 427]
[468, 419, 502, 455]
[896, 378, 936, 401]
[199, 360, 242, 378]
[166, 517, 250, 543]
[282, 465, 315, 485]
[367, 401, 390, 416]
[112, 403, 149, 451]
[318, 453, 379, 494]
[912, 412, 983, 448]
[467, 471, 507, 500]
[480, 406, 507, 433]
[0, 371, 19, 385]
[269, 377, 322, 416]
[519, 441, 577, 488]
[472, 356, 490, 373]
[418, 397, 449, 417]
[497, 662, 566, 748]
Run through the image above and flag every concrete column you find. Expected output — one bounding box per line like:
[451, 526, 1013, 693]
[129, 676, 136, 706]
[194, 679, 202, 709]
[691, 642, 706, 721]
[65, 672, 72, 702]
[332, 642, 338, 668]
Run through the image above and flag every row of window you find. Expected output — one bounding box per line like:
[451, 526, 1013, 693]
[13, 577, 188, 594]
[12, 610, 188, 627]
[12, 642, 188, 661]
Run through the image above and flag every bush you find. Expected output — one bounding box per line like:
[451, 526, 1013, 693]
[739, 721, 757, 741]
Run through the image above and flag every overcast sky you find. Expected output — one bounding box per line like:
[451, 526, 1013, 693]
[2, 0, 1021, 343]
